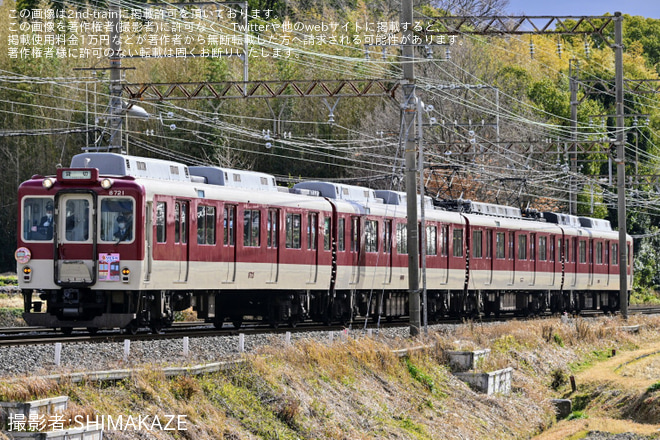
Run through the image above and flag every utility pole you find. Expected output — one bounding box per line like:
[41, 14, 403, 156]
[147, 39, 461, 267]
[569, 59, 579, 215]
[614, 12, 628, 319]
[401, 0, 421, 337]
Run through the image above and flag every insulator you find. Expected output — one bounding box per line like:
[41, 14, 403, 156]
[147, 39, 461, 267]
[584, 39, 591, 59]
[529, 39, 535, 59]
[557, 40, 562, 58]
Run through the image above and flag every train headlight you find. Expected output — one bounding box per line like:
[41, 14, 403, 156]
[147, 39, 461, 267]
[42, 178, 55, 189]
[121, 267, 130, 283]
[100, 178, 113, 190]
[22, 266, 32, 283]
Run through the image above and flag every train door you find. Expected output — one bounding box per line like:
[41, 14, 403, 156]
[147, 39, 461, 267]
[266, 209, 279, 283]
[439, 224, 449, 284]
[55, 192, 96, 285]
[349, 216, 360, 285]
[223, 205, 236, 283]
[569, 238, 577, 287]
[174, 200, 189, 282]
[307, 212, 319, 284]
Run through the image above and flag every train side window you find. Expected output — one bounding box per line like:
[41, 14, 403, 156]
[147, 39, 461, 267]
[23, 197, 54, 241]
[156, 202, 166, 243]
[496, 232, 505, 259]
[197, 205, 216, 245]
[365, 220, 378, 253]
[612, 243, 618, 265]
[549, 237, 555, 262]
[472, 230, 482, 258]
[596, 242, 603, 264]
[579, 240, 587, 263]
[384, 220, 392, 253]
[323, 216, 331, 251]
[268, 210, 279, 248]
[180, 202, 188, 244]
[308, 213, 318, 250]
[244, 209, 261, 247]
[174, 202, 188, 244]
[426, 225, 437, 256]
[175, 203, 180, 243]
[453, 228, 463, 257]
[396, 223, 408, 254]
[338, 218, 345, 251]
[350, 217, 359, 252]
[539, 236, 547, 261]
[440, 225, 448, 256]
[286, 213, 301, 249]
[485, 230, 492, 259]
[518, 234, 527, 260]
[223, 206, 236, 246]
[508, 233, 515, 260]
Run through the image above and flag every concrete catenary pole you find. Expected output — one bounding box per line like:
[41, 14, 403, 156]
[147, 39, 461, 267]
[401, 0, 421, 336]
[614, 12, 628, 319]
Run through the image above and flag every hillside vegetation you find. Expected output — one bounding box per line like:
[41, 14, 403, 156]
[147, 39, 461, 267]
[2, 316, 660, 439]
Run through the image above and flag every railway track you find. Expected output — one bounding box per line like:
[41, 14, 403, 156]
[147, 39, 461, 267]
[1, 305, 658, 348]
[0, 320, 375, 347]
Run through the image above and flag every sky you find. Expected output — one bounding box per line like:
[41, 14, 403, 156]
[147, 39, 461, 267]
[504, 0, 659, 19]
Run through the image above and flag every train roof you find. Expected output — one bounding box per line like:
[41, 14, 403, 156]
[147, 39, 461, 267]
[71, 153, 191, 181]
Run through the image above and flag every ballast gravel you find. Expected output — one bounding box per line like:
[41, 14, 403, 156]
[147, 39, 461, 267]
[0, 325, 417, 378]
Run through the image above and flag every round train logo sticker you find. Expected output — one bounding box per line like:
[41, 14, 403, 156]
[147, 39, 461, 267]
[14, 247, 31, 264]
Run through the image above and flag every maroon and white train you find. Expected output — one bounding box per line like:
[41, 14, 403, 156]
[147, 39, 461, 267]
[15, 153, 632, 333]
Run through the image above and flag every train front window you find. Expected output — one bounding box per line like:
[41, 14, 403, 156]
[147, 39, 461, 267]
[64, 199, 90, 242]
[22, 197, 54, 241]
[100, 197, 134, 243]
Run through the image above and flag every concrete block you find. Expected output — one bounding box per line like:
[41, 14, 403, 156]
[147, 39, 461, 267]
[550, 398, 572, 419]
[446, 349, 491, 372]
[455, 367, 513, 395]
[1, 396, 68, 421]
[5, 426, 103, 439]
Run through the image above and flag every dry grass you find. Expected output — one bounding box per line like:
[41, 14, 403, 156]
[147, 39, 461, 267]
[532, 417, 660, 440]
[3, 315, 660, 439]
[0, 294, 22, 310]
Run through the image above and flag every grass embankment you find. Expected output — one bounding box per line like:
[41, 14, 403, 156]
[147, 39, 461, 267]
[2, 316, 660, 439]
[0, 275, 23, 327]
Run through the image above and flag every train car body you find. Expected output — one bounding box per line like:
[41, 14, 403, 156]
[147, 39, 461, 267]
[15, 153, 633, 333]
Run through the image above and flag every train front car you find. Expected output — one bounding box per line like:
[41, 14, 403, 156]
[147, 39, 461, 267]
[16, 158, 148, 334]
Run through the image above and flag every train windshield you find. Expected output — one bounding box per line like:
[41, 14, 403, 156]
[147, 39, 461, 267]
[22, 197, 55, 241]
[99, 197, 135, 243]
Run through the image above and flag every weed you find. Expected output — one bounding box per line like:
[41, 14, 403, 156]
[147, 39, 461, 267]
[569, 349, 613, 373]
[572, 393, 592, 412]
[0, 276, 17, 287]
[647, 381, 660, 393]
[575, 318, 593, 342]
[550, 369, 567, 391]
[274, 396, 300, 428]
[171, 375, 200, 400]
[553, 333, 564, 347]
[566, 411, 588, 420]
[405, 357, 435, 394]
